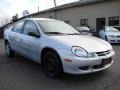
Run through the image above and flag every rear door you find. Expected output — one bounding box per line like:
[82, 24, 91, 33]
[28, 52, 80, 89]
[10, 21, 25, 52]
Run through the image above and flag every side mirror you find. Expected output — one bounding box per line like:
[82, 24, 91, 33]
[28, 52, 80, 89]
[28, 32, 40, 38]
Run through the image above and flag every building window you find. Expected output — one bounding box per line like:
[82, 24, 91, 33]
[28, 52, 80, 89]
[109, 16, 119, 26]
[80, 19, 88, 26]
[64, 20, 70, 24]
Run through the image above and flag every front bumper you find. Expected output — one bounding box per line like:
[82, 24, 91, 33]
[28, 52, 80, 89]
[108, 37, 120, 43]
[59, 49, 115, 74]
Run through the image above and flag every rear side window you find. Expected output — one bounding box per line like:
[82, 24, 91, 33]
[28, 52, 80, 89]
[12, 21, 24, 33]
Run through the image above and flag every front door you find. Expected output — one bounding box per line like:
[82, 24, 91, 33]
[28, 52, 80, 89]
[21, 20, 41, 62]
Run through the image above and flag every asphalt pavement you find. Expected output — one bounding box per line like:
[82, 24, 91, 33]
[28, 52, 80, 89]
[0, 39, 120, 90]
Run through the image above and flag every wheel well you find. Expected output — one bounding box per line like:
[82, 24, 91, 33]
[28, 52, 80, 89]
[41, 47, 63, 72]
[41, 48, 59, 60]
[41, 48, 62, 64]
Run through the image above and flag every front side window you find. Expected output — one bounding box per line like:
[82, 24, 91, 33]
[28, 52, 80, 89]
[37, 20, 79, 35]
[12, 21, 24, 33]
[23, 21, 39, 35]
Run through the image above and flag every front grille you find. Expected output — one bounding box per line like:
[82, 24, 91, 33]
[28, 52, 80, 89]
[93, 65, 103, 69]
[79, 66, 89, 71]
[96, 50, 111, 56]
[110, 40, 116, 42]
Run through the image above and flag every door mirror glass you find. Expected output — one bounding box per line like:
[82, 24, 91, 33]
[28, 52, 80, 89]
[28, 32, 40, 38]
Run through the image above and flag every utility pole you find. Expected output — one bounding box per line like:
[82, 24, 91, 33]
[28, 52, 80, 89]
[54, 0, 57, 7]
[38, 6, 39, 13]
[53, 0, 57, 19]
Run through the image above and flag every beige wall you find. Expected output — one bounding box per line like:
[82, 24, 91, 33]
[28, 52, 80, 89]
[32, 11, 55, 19]
[33, 0, 120, 30]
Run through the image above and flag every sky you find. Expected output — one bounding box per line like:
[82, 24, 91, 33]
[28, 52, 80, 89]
[0, 0, 79, 19]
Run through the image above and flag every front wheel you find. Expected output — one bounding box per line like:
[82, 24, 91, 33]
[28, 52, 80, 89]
[5, 42, 15, 57]
[42, 51, 63, 78]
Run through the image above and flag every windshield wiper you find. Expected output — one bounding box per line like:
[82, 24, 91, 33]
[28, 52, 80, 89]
[45, 32, 80, 35]
[45, 32, 64, 35]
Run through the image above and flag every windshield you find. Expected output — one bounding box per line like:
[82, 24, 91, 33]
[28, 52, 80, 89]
[106, 27, 119, 32]
[114, 27, 120, 31]
[37, 20, 80, 35]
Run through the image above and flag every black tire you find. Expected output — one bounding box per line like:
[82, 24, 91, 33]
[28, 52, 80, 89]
[42, 51, 63, 78]
[5, 42, 15, 57]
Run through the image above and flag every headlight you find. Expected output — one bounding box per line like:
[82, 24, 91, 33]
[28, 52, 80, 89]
[108, 35, 115, 38]
[71, 46, 88, 57]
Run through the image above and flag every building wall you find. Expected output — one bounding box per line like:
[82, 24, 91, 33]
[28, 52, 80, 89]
[33, 0, 120, 31]
[32, 11, 55, 19]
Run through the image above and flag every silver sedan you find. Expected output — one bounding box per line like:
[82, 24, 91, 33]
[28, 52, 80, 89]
[99, 26, 120, 43]
[4, 18, 115, 78]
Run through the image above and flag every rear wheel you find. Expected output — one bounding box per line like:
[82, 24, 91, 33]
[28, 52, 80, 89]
[42, 51, 63, 78]
[5, 42, 15, 57]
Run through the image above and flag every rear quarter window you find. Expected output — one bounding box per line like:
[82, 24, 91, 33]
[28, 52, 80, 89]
[12, 21, 24, 33]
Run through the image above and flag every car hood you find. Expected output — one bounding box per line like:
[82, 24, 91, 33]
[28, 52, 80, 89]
[49, 35, 112, 53]
[107, 32, 120, 36]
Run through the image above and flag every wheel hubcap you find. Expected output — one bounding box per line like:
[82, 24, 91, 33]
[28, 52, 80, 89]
[5, 44, 10, 55]
[46, 55, 57, 73]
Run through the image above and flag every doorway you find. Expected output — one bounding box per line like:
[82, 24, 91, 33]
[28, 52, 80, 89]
[96, 18, 106, 31]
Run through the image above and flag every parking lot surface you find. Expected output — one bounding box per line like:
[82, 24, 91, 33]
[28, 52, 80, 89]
[0, 39, 120, 90]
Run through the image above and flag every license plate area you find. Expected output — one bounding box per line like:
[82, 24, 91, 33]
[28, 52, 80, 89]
[102, 58, 112, 65]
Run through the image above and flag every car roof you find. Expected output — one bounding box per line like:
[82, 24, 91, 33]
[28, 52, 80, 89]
[105, 26, 120, 28]
[13, 18, 64, 27]
[23, 18, 58, 21]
